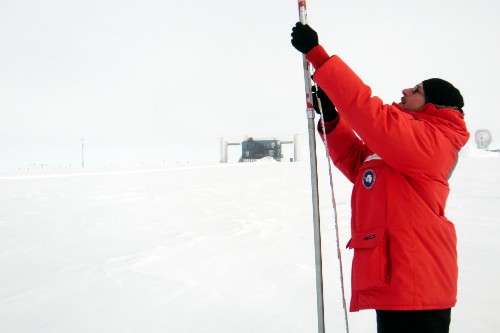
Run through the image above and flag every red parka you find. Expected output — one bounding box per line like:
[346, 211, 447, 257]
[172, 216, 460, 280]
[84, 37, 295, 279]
[307, 46, 470, 311]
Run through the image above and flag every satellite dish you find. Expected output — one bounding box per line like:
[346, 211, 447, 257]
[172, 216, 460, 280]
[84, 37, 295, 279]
[475, 129, 492, 149]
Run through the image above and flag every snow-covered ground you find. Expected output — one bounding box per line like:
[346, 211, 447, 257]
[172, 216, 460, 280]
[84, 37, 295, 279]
[0, 147, 499, 332]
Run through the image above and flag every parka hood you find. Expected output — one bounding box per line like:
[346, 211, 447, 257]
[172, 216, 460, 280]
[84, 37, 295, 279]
[394, 102, 470, 150]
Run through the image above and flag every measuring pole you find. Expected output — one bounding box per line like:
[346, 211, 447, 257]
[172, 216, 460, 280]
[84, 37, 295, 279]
[296, 1, 325, 333]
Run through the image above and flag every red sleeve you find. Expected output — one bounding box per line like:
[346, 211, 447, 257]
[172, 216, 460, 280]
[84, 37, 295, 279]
[317, 117, 339, 135]
[319, 118, 371, 183]
[312, 56, 439, 176]
[305, 45, 330, 69]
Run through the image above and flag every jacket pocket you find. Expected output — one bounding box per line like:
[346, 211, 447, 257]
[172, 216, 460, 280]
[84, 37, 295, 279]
[348, 227, 389, 291]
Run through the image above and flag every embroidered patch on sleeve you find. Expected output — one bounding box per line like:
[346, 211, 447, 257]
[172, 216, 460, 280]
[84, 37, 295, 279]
[362, 169, 376, 190]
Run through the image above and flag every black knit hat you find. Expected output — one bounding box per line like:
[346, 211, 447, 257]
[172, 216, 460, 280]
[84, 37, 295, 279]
[422, 78, 464, 112]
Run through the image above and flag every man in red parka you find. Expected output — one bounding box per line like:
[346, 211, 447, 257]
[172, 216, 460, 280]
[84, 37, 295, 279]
[291, 23, 470, 333]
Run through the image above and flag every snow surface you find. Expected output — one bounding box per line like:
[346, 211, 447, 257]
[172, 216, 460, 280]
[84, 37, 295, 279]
[0, 148, 499, 332]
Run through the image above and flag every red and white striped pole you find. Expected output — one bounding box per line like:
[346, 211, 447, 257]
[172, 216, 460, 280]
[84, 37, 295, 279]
[296, 1, 325, 333]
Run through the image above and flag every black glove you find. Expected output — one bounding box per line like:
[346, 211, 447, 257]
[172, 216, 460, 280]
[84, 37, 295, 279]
[291, 22, 319, 54]
[312, 86, 338, 122]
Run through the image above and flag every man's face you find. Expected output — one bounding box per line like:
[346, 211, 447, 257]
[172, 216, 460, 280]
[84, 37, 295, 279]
[399, 83, 425, 111]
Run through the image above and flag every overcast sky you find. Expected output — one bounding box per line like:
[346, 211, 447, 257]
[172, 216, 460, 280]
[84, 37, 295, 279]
[1, 0, 499, 168]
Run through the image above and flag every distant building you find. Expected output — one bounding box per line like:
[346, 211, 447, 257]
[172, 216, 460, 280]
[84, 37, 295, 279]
[240, 138, 282, 162]
[220, 135, 301, 163]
